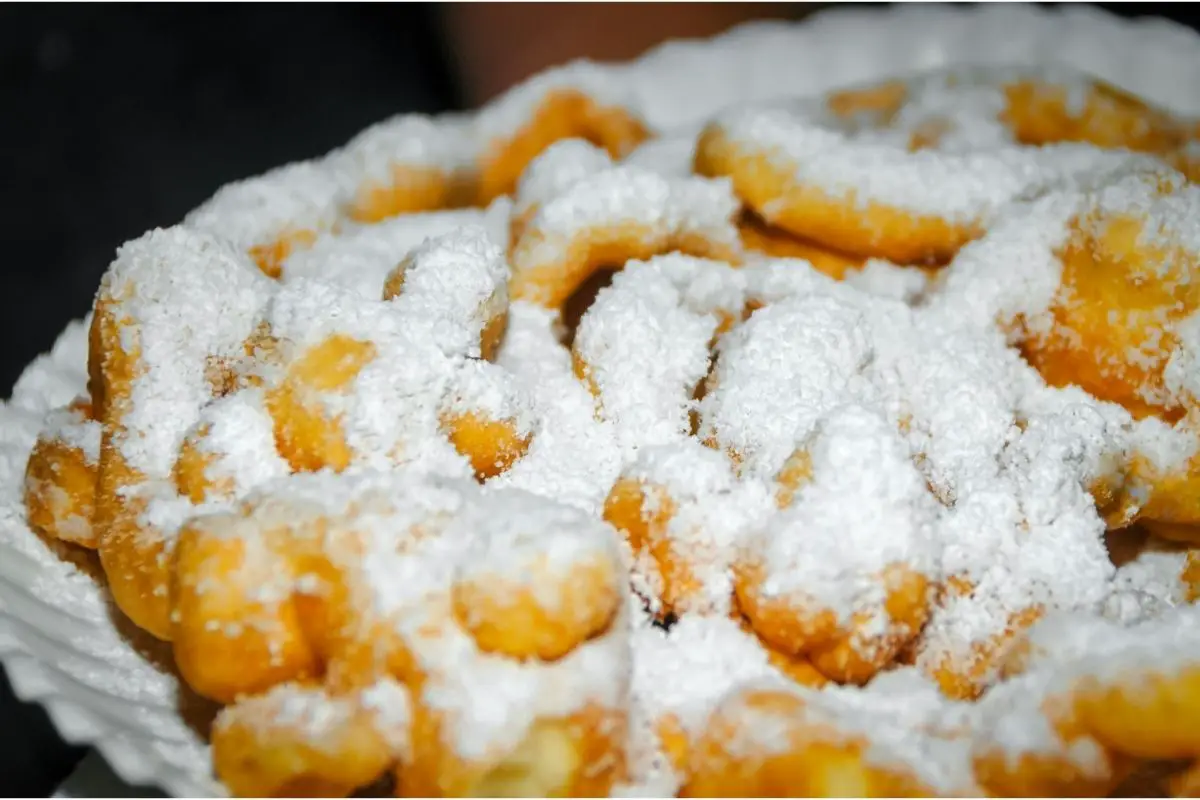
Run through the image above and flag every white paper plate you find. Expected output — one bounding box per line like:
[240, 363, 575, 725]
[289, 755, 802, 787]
[3, 4, 1200, 796]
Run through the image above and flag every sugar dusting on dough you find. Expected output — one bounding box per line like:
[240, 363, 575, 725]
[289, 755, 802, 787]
[107, 227, 272, 480]
[750, 405, 942, 625]
[8, 33, 1200, 800]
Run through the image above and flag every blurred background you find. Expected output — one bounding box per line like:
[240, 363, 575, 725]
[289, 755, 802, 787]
[0, 2, 1197, 795]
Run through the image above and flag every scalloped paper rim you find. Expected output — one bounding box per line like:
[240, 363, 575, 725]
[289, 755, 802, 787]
[3, 4, 1200, 796]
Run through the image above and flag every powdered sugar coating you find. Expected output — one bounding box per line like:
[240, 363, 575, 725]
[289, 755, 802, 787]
[103, 226, 272, 479]
[184, 160, 347, 256]
[699, 293, 874, 479]
[3, 13, 1200, 800]
[441, 359, 536, 439]
[747, 404, 942, 623]
[38, 402, 100, 464]
[413, 596, 631, 763]
[187, 388, 290, 496]
[474, 60, 642, 144]
[806, 679, 980, 795]
[842, 258, 931, 304]
[528, 166, 740, 244]
[11, 15, 1200, 796]
[262, 278, 473, 477]
[574, 259, 734, 455]
[510, 158, 743, 310]
[739, 257, 843, 307]
[972, 604, 1200, 772]
[624, 611, 788, 793]
[454, 487, 623, 609]
[622, 440, 775, 613]
[385, 226, 511, 359]
[631, 613, 784, 735]
[341, 479, 632, 761]
[332, 111, 474, 192]
[490, 301, 622, 514]
[711, 63, 1163, 226]
[1085, 167, 1200, 255]
[513, 139, 614, 221]
[1104, 537, 1193, 624]
[280, 201, 510, 299]
[1019, 604, 1200, 685]
[621, 131, 700, 179]
[1164, 312, 1200, 407]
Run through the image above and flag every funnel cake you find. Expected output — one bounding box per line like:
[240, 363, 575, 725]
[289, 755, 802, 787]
[508, 139, 742, 312]
[184, 66, 649, 278]
[938, 168, 1200, 543]
[24, 397, 99, 548]
[695, 66, 1196, 266]
[19, 52, 1200, 799]
[185, 471, 630, 797]
[733, 405, 941, 685]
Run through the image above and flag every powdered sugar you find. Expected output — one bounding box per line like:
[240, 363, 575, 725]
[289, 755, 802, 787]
[441, 359, 536, 438]
[527, 166, 740, 244]
[514, 139, 614, 221]
[624, 611, 789, 791]
[416, 601, 631, 763]
[104, 227, 272, 480]
[1104, 536, 1193, 623]
[475, 60, 641, 145]
[454, 487, 622, 611]
[931, 190, 1077, 331]
[10, 15, 1200, 799]
[747, 404, 942, 623]
[385, 226, 510, 360]
[184, 160, 346, 256]
[38, 402, 100, 464]
[620, 440, 774, 613]
[739, 257, 842, 307]
[217, 678, 408, 762]
[973, 604, 1200, 768]
[914, 389, 1120, 684]
[1164, 312, 1200, 407]
[1086, 168, 1200, 257]
[699, 293, 874, 479]
[332, 111, 474, 193]
[843, 259, 931, 303]
[359, 678, 412, 754]
[720, 103, 1024, 223]
[632, 613, 783, 735]
[1019, 603, 1200, 685]
[574, 261, 720, 454]
[621, 131, 699, 179]
[188, 388, 290, 496]
[713, 64, 1161, 226]
[489, 301, 622, 513]
[510, 161, 742, 309]
[280, 203, 509, 299]
[798, 678, 980, 795]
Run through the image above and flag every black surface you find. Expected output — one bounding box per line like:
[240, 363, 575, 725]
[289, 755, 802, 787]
[2, 3, 1200, 797]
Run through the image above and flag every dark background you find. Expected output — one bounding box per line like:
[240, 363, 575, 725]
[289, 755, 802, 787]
[1, 3, 1197, 796]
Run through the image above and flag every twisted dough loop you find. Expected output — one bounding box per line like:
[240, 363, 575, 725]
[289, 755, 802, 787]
[450, 491, 625, 661]
[212, 682, 405, 798]
[24, 398, 99, 549]
[697, 68, 1200, 266]
[682, 686, 938, 798]
[507, 141, 743, 314]
[1021, 173, 1200, 422]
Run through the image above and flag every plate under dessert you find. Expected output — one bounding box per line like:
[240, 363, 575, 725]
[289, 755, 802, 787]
[4, 4, 1200, 798]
